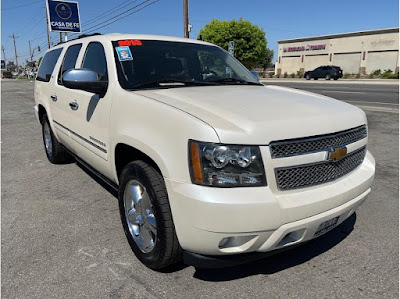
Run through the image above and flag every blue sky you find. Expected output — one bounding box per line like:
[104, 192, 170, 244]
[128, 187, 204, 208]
[1, 0, 399, 66]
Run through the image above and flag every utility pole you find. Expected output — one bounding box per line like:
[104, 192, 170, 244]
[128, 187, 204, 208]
[183, 0, 189, 38]
[10, 33, 19, 70]
[45, 6, 51, 48]
[2, 46, 6, 65]
[29, 40, 32, 62]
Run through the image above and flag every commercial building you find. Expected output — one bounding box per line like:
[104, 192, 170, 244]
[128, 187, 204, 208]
[275, 28, 399, 75]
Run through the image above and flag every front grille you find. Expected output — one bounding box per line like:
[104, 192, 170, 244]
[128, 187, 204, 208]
[275, 147, 367, 190]
[270, 125, 367, 158]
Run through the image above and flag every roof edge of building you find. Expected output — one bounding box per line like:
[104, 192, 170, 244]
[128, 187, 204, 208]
[278, 28, 399, 44]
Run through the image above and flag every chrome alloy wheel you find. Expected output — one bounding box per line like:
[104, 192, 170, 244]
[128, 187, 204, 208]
[43, 122, 53, 157]
[123, 179, 157, 253]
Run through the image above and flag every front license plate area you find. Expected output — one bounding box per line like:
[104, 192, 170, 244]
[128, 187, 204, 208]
[314, 216, 339, 237]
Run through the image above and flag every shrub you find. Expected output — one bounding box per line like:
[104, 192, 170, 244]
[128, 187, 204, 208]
[382, 69, 394, 78]
[343, 73, 350, 79]
[290, 73, 295, 78]
[372, 69, 381, 76]
[368, 73, 374, 79]
[259, 71, 266, 78]
[268, 72, 274, 78]
[297, 71, 304, 78]
[356, 73, 360, 78]
[283, 72, 288, 78]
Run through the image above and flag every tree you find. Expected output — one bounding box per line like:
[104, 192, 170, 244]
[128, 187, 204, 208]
[198, 18, 273, 69]
[6, 61, 16, 72]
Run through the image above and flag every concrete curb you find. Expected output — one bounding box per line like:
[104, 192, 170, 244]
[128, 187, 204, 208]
[259, 79, 399, 85]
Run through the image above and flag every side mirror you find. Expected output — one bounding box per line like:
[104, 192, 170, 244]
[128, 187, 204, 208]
[63, 68, 108, 94]
[250, 71, 259, 80]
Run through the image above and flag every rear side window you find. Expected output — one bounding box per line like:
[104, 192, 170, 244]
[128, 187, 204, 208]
[36, 48, 63, 82]
[58, 44, 82, 84]
[81, 42, 108, 80]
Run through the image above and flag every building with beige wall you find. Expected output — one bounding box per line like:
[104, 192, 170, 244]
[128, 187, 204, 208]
[275, 28, 399, 75]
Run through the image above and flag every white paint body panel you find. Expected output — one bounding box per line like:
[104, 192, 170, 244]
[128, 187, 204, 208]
[34, 34, 375, 257]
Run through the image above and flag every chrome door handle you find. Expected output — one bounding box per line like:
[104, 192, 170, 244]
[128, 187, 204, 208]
[69, 101, 79, 111]
[50, 94, 57, 102]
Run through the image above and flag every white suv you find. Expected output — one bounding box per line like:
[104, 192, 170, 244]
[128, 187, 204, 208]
[34, 33, 375, 270]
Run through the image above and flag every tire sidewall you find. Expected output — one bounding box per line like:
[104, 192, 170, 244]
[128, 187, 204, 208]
[41, 115, 55, 162]
[118, 162, 166, 268]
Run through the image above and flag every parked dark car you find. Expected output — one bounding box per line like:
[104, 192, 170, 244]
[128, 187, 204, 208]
[304, 66, 343, 80]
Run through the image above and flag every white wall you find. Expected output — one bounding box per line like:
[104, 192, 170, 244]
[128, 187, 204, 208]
[366, 51, 398, 73]
[332, 53, 361, 74]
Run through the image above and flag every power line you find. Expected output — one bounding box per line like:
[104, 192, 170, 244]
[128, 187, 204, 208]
[84, 0, 137, 25]
[76, 0, 160, 36]
[2, 0, 42, 11]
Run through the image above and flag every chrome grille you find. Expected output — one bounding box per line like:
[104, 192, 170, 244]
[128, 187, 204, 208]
[275, 147, 367, 190]
[270, 125, 367, 158]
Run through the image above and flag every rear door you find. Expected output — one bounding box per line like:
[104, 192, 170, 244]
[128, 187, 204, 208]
[51, 43, 83, 151]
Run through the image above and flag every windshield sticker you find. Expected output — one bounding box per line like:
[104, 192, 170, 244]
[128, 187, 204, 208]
[116, 46, 133, 61]
[118, 40, 142, 47]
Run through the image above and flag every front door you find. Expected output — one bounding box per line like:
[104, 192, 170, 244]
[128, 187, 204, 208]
[63, 41, 112, 173]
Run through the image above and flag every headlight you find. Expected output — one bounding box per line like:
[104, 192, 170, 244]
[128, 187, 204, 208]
[189, 140, 267, 187]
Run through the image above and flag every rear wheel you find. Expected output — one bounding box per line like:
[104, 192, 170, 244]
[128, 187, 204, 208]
[305, 74, 311, 80]
[325, 74, 332, 80]
[118, 161, 182, 270]
[41, 114, 72, 164]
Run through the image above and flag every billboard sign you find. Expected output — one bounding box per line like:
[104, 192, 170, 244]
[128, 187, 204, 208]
[47, 0, 81, 33]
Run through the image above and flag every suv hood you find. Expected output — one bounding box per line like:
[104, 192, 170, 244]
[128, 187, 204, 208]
[136, 85, 366, 144]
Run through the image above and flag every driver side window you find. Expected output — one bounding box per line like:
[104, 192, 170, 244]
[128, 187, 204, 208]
[82, 42, 108, 81]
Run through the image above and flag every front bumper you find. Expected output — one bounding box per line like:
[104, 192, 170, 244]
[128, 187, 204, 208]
[165, 151, 375, 256]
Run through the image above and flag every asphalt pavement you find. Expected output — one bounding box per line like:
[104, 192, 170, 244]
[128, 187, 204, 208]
[261, 80, 399, 112]
[1, 80, 399, 298]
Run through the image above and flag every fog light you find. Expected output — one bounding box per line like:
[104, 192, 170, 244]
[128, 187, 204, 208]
[218, 237, 230, 248]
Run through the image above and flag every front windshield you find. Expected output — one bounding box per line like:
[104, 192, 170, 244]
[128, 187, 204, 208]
[112, 39, 260, 90]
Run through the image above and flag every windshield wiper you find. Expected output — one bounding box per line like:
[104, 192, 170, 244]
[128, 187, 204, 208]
[130, 79, 217, 90]
[208, 77, 262, 85]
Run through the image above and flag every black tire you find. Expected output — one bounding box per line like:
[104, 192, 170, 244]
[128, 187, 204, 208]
[305, 74, 311, 80]
[334, 77, 339, 80]
[314, 78, 318, 80]
[41, 114, 73, 164]
[325, 74, 332, 80]
[118, 161, 182, 270]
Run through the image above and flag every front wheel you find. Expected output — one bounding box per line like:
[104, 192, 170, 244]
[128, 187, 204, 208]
[118, 161, 182, 270]
[325, 74, 332, 80]
[334, 77, 339, 80]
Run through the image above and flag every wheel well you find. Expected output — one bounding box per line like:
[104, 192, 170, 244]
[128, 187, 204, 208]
[38, 104, 46, 122]
[115, 144, 162, 179]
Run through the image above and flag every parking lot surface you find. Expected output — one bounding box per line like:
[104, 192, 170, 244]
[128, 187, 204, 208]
[2, 80, 398, 298]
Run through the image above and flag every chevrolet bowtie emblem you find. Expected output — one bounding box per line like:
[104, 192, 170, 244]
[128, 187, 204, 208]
[327, 147, 347, 161]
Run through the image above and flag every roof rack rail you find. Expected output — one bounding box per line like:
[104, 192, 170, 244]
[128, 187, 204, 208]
[56, 33, 102, 46]
[77, 33, 102, 39]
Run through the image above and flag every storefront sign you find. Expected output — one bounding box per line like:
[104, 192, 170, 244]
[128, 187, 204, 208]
[283, 44, 326, 52]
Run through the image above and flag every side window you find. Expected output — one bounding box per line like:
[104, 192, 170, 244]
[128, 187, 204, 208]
[81, 42, 108, 80]
[36, 48, 63, 82]
[58, 44, 82, 85]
